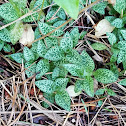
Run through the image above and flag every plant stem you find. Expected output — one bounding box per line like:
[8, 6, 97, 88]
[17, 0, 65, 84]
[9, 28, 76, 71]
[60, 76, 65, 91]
[9, 0, 22, 17]
[38, 0, 45, 21]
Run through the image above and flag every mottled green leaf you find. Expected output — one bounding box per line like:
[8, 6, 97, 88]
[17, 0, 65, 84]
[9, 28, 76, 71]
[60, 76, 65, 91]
[0, 3, 19, 21]
[79, 3, 84, 11]
[53, 20, 66, 30]
[42, 93, 55, 108]
[0, 28, 10, 42]
[75, 76, 94, 97]
[110, 48, 119, 62]
[57, 8, 66, 20]
[23, 47, 35, 61]
[105, 88, 116, 96]
[36, 59, 50, 79]
[46, 7, 66, 23]
[117, 50, 126, 64]
[10, 21, 24, 44]
[37, 40, 47, 57]
[11, 53, 24, 64]
[45, 10, 59, 24]
[81, 50, 95, 72]
[98, 100, 103, 107]
[38, 22, 50, 35]
[79, 31, 87, 39]
[54, 78, 69, 91]
[60, 32, 73, 52]
[59, 66, 68, 77]
[80, 0, 86, 5]
[113, 0, 126, 13]
[66, 49, 82, 64]
[25, 62, 36, 78]
[75, 80, 83, 92]
[52, 67, 60, 80]
[122, 60, 126, 70]
[35, 80, 54, 94]
[0, 41, 4, 51]
[91, 43, 108, 50]
[31, 41, 39, 53]
[63, 64, 83, 77]
[34, 27, 41, 39]
[123, 16, 126, 24]
[38, 22, 63, 36]
[12, 0, 27, 9]
[111, 18, 124, 28]
[23, 9, 41, 22]
[95, 89, 105, 95]
[105, 16, 116, 23]
[34, 0, 49, 10]
[44, 46, 64, 61]
[55, 91, 71, 111]
[118, 79, 126, 86]
[51, 28, 64, 37]
[3, 43, 11, 52]
[45, 37, 58, 49]
[52, 65, 68, 78]
[92, 1, 107, 14]
[120, 29, 126, 40]
[106, 32, 117, 45]
[53, 57, 67, 67]
[70, 27, 79, 47]
[110, 64, 119, 79]
[117, 41, 126, 50]
[32, 51, 39, 61]
[29, 0, 36, 9]
[117, 29, 124, 41]
[94, 68, 118, 84]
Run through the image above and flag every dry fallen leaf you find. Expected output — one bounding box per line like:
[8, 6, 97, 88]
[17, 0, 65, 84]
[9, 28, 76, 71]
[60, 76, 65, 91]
[109, 115, 118, 119]
[94, 79, 98, 93]
[19, 24, 34, 47]
[66, 85, 81, 97]
[93, 54, 103, 62]
[107, 0, 116, 5]
[95, 19, 115, 38]
[95, 120, 102, 126]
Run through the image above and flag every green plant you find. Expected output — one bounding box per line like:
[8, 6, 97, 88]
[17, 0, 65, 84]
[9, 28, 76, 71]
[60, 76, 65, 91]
[105, 11, 126, 70]
[0, 40, 11, 52]
[53, 0, 79, 19]
[0, 0, 51, 45]
[95, 87, 116, 96]
[0, 0, 109, 46]
[1, 0, 124, 112]
[91, 1, 126, 99]
[10, 21, 118, 111]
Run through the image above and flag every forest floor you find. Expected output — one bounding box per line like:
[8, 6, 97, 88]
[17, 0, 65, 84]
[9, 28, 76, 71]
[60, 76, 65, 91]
[0, 0, 126, 126]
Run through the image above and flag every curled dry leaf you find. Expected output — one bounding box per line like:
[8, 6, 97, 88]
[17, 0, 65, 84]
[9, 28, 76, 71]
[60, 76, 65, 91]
[90, 106, 96, 110]
[92, 54, 103, 62]
[19, 24, 34, 47]
[104, 0, 116, 5]
[94, 79, 98, 93]
[108, 0, 116, 5]
[95, 120, 102, 126]
[95, 19, 115, 38]
[30, 88, 38, 96]
[39, 92, 43, 99]
[109, 115, 118, 119]
[66, 85, 81, 97]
